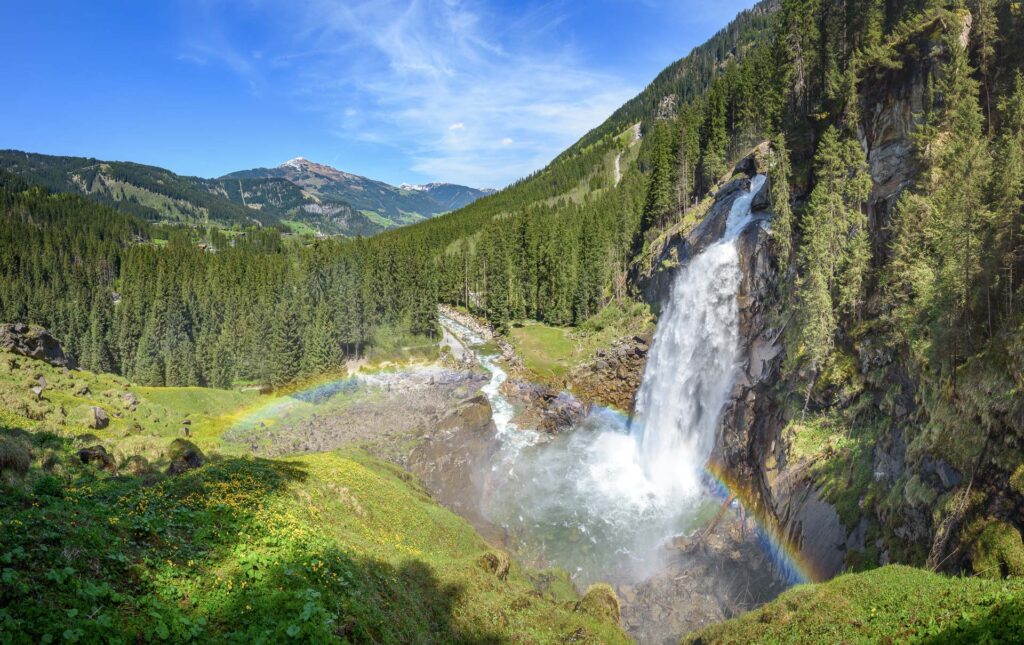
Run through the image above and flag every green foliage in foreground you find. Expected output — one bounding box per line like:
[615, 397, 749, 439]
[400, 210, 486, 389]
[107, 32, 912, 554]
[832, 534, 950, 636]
[685, 565, 1024, 644]
[0, 424, 627, 644]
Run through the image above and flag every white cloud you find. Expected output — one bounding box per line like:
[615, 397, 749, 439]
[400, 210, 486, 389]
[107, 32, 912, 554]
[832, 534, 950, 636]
[178, 0, 638, 187]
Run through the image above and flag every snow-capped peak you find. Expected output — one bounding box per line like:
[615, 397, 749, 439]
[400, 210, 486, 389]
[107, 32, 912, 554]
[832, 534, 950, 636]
[400, 182, 430, 192]
[282, 157, 308, 170]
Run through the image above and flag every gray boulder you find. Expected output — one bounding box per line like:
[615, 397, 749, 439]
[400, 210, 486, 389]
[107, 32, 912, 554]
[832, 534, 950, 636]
[88, 406, 109, 430]
[0, 323, 75, 368]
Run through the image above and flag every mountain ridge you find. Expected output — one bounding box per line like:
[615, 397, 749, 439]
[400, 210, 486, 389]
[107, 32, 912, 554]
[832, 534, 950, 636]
[222, 157, 494, 226]
[0, 150, 492, 236]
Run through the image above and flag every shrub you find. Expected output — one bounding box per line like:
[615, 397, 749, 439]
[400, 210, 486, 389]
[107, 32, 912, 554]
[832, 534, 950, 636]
[0, 435, 32, 478]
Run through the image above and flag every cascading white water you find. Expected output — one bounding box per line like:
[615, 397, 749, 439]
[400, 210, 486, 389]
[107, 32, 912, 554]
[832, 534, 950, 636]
[466, 175, 767, 585]
[630, 174, 766, 499]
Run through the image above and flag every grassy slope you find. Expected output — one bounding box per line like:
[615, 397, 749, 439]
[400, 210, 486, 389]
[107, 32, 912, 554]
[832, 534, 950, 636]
[507, 302, 654, 385]
[685, 565, 1024, 644]
[0, 354, 627, 644]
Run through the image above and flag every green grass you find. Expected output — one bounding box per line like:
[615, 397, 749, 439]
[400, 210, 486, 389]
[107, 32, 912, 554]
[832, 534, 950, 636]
[508, 301, 654, 385]
[0, 352, 628, 643]
[685, 565, 1024, 644]
[0, 354, 256, 458]
[509, 323, 577, 381]
[360, 209, 394, 228]
[280, 219, 319, 236]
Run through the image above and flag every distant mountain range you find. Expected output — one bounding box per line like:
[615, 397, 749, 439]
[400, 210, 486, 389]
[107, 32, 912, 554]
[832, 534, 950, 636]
[223, 157, 495, 230]
[0, 150, 494, 236]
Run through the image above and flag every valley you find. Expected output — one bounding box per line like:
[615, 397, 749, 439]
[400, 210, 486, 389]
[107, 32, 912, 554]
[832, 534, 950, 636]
[4, 0, 1024, 642]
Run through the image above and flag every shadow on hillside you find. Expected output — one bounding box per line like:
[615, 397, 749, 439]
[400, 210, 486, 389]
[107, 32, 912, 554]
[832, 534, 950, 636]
[208, 550, 503, 644]
[0, 423, 503, 644]
[922, 596, 1024, 644]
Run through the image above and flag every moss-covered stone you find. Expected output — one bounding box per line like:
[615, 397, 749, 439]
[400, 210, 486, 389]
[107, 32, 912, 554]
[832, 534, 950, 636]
[969, 517, 1024, 579]
[1010, 465, 1024, 497]
[575, 583, 620, 624]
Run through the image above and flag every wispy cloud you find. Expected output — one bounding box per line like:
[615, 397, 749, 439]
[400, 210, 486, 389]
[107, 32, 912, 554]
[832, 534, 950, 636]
[177, 0, 636, 187]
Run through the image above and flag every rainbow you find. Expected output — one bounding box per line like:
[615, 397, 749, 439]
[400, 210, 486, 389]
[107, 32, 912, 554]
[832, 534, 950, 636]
[703, 460, 822, 585]
[224, 379, 825, 586]
[223, 372, 365, 431]
[576, 404, 824, 585]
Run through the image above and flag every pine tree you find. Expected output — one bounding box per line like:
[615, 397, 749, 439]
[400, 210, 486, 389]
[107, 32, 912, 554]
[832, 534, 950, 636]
[267, 297, 302, 388]
[300, 302, 341, 378]
[786, 126, 871, 378]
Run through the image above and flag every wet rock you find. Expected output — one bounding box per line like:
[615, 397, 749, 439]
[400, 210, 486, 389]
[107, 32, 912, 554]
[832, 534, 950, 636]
[166, 439, 205, 475]
[78, 445, 116, 472]
[407, 393, 503, 543]
[88, 406, 109, 430]
[502, 381, 590, 433]
[751, 175, 772, 212]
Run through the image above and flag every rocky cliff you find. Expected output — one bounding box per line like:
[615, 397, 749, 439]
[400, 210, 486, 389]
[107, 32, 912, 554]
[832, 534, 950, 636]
[629, 8, 1024, 585]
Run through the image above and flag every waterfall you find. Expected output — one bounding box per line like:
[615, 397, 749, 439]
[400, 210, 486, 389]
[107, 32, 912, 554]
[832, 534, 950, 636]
[471, 174, 768, 586]
[630, 174, 766, 499]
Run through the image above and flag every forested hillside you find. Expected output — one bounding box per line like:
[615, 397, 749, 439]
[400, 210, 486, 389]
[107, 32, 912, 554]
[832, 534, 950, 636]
[0, 173, 437, 387]
[0, 151, 491, 237]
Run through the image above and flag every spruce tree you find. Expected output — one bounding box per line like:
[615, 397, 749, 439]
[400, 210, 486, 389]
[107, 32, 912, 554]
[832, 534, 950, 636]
[300, 302, 341, 378]
[267, 297, 302, 388]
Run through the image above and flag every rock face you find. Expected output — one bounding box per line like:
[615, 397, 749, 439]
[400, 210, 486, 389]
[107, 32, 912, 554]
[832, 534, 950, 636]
[568, 336, 650, 412]
[0, 323, 75, 368]
[856, 11, 971, 261]
[501, 380, 590, 433]
[406, 393, 504, 543]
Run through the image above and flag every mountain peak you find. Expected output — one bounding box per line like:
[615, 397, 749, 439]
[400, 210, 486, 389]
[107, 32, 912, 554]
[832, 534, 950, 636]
[281, 156, 308, 170]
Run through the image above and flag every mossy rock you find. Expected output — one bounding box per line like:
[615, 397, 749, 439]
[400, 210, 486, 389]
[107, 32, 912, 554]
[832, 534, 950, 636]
[166, 438, 205, 475]
[477, 551, 510, 581]
[970, 518, 1024, 579]
[1010, 465, 1024, 497]
[575, 583, 620, 624]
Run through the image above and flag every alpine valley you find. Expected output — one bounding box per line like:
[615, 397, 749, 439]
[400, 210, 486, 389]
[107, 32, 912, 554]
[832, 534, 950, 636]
[2, 1, 1024, 644]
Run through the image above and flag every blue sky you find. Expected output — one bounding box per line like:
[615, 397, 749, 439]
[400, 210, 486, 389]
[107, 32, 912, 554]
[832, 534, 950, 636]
[0, 1, 756, 188]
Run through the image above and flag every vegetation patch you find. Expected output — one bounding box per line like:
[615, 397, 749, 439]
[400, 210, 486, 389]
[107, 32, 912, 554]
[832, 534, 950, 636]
[966, 517, 1024, 579]
[685, 565, 1024, 644]
[0, 361, 628, 644]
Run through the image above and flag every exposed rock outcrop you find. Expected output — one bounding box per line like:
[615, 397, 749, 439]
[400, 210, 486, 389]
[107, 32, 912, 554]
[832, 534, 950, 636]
[407, 393, 505, 543]
[0, 323, 75, 368]
[567, 335, 650, 412]
[501, 379, 589, 434]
